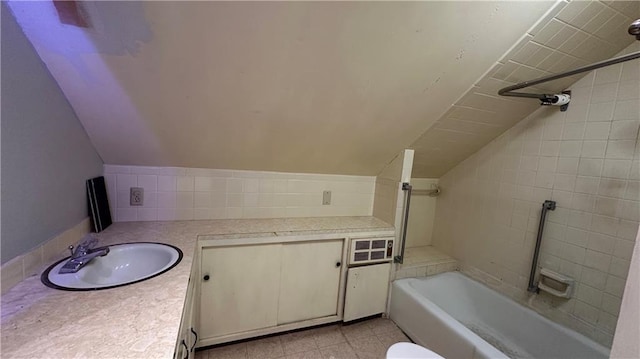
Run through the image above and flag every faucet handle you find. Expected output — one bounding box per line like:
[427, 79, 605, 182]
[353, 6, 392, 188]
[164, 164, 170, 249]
[68, 245, 75, 256]
[77, 234, 98, 250]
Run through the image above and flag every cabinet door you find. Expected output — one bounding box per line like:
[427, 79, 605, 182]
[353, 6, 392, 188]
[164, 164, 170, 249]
[278, 240, 343, 324]
[200, 244, 281, 339]
[343, 262, 390, 322]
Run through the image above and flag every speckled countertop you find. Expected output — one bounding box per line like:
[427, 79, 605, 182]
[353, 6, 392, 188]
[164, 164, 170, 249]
[1, 216, 393, 359]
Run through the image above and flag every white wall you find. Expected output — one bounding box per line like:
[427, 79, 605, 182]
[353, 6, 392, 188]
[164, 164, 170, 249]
[432, 42, 639, 347]
[610, 229, 640, 358]
[372, 178, 399, 228]
[406, 178, 438, 248]
[1, 4, 103, 264]
[104, 165, 375, 222]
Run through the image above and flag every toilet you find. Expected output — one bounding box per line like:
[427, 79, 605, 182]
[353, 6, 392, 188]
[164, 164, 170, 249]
[386, 342, 445, 359]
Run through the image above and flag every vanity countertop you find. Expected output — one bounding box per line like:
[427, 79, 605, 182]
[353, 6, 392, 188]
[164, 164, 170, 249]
[1, 216, 393, 358]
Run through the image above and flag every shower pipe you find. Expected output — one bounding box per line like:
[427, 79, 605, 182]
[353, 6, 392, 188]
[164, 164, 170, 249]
[394, 182, 413, 264]
[499, 18, 640, 110]
[528, 200, 556, 293]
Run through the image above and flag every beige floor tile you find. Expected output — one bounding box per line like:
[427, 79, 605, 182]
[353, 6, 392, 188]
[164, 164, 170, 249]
[284, 349, 323, 359]
[365, 318, 399, 336]
[282, 335, 318, 355]
[319, 342, 357, 359]
[340, 321, 374, 342]
[205, 342, 248, 359]
[375, 328, 411, 352]
[311, 325, 347, 348]
[246, 336, 284, 359]
[205, 318, 410, 359]
[379, 326, 407, 338]
[346, 335, 387, 359]
[355, 351, 385, 359]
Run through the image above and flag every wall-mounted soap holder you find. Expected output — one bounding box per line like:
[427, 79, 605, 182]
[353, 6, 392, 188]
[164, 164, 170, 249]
[537, 268, 574, 299]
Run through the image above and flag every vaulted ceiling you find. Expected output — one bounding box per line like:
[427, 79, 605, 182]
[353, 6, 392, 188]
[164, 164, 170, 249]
[410, 0, 639, 177]
[7, 1, 639, 177]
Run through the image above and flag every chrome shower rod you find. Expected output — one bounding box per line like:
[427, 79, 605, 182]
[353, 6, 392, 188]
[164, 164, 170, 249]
[498, 50, 640, 100]
[500, 19, 640, 110]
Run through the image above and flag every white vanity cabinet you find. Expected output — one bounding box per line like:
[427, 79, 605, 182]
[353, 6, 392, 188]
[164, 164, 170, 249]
[199, 243, 282, 339]
[278, 240, 343, 324]
[197, 238, 345, 347]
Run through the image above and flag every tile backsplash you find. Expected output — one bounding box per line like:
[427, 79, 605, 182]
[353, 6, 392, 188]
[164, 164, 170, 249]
[104, 165, 375, 222]
[1, 218, 91, 294]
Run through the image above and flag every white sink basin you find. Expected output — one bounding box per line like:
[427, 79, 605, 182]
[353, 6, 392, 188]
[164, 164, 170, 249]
[42, 242, 182, 290]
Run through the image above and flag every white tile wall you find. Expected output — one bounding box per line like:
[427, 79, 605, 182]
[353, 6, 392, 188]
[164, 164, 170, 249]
[432, 42, 639, 347]
[104, 166, 375, 221]
[406, 178, 439, 248]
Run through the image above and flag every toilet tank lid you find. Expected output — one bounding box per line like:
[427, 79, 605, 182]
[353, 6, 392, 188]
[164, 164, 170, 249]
[386, 342, 445, 359]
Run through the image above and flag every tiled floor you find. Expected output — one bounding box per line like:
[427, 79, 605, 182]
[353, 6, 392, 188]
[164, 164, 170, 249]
[195, 317, 411, 359]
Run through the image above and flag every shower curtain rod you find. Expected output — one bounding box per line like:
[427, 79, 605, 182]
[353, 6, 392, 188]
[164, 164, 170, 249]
[498, 50, 640, 101]
[412, 188, 440, 197]
[498, 18, 640, 111]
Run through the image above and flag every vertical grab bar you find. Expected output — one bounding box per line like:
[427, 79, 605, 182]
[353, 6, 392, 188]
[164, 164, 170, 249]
[528, 200, 556, 293]
[394, 182, 413, 264]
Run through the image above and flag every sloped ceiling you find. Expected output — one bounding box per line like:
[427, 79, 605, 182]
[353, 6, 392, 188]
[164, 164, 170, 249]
[6, 1, 638, 177]
[410, 0, 640, 177]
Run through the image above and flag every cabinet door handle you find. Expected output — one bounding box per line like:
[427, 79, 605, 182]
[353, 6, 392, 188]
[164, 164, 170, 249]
[336, 262, 341, 267]
[203, 274, 210, 281]
[181, 339, 188, 359]
[190, 328, 198, 351]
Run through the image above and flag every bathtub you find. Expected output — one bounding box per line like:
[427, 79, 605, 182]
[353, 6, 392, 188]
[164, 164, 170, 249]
[389, 272, 610, 359]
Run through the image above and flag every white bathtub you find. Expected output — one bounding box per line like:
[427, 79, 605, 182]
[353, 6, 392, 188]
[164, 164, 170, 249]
[389, 272, 610, 359]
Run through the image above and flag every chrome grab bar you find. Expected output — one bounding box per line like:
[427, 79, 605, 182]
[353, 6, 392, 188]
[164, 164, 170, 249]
[394, 182, 412, 264]
[528, 200, 556, 293]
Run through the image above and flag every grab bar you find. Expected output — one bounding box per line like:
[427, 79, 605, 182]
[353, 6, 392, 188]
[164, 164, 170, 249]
[528, 200, 556, 293]
[394, 182, 412, 264]
[412, 185, 441, 197]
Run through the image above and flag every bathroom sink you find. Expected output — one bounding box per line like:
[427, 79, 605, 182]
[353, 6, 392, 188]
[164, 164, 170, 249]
[42, 242, 183, 291]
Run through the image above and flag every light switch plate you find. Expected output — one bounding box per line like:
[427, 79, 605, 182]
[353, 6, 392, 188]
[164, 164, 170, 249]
[322, 190, 331, 205]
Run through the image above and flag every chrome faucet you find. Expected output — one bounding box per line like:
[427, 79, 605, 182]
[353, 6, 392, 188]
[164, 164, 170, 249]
[58, 235, 110, 274]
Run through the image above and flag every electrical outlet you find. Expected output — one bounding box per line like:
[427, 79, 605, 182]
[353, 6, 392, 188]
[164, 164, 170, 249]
[130, 187, 144, 206]
[322, 190, 331, 205]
